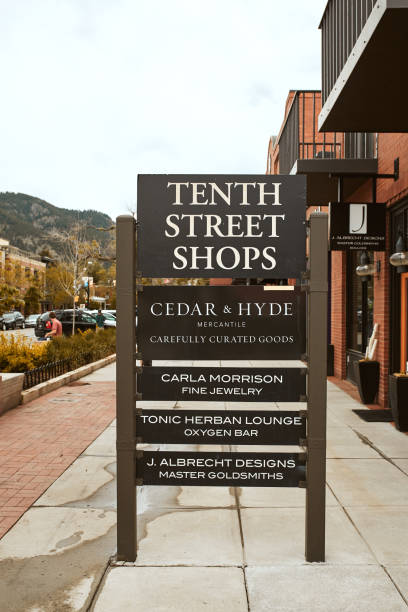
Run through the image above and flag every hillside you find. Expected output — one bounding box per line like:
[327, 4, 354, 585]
[0, 192, 114, 256]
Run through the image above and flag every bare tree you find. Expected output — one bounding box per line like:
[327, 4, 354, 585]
[85, 223, 116, 263]
[49, 224, 98, 333]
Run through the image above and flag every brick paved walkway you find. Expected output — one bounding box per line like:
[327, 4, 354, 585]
[0, 380, 115, 538]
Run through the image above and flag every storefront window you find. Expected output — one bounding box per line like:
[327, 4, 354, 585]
[391, 203, 408, 373]
[347, 251, 374, 354]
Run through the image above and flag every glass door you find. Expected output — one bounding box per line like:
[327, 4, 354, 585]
[401, 273, 408, 373]
[346, 250, 374, 382]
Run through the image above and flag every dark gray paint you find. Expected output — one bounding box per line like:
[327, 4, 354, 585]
[137, 285, 306, 360]
[137, 366, 306, 402]
[330, 202, 386, 251]
[137, 451, 305, 487]
[137, 174, 306, 277]
[116, 215, 137, 562]
[136, 410, 306, 445]
[305, 212, 328, 563]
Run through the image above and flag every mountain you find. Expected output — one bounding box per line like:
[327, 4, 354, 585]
[0, 192, 114, 256]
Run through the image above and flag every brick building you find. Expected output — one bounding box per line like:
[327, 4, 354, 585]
[0, 238, 46, 295]
[318, 0, 408, 407]
[267, 1, 408, 407]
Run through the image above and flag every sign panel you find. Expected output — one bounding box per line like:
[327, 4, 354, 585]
[136, 410, 306, 445]
[136, 451, 305, 487]
[138, 366, 306, 402]
[330, 202, 386, 251]
[137, 174, 306, 278]
[137, 285, 306, 360]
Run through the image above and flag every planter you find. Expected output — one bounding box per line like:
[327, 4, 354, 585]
[354, 360, 380, 404]
[327, 344, 334, 377]
[0, 373, 24, 415]
[21, 354, 116, 404]
[389, 375, 408, 432]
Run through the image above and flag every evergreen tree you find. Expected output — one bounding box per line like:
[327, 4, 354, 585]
[0, 284, 24, 314]
[24, 286, 42, 315]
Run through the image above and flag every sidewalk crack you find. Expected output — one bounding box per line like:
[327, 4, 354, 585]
[231, 449, 250, 611]
[242, 566, 251, 612]
[352, 429, 408, 476]
[326, 480, 382, 567]
[382, 566, 408, 608]
[86, 556, 112, 611]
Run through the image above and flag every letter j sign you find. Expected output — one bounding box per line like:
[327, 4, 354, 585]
[329, 202, 386, 251]
[349, 204, 367, 234]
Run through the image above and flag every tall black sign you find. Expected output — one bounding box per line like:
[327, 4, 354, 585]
[136, 410, 306, 445]
[137, 285, 306, 360]
[137, 451, 305, 487]
[137, 174, 306, 278]
[330, 202, 386, 250]
[138, 366, 306, 402]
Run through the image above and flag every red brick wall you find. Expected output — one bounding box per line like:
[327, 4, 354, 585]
[297, 93, 343, 158]
[268, 91, 343, 175]
[350, 134, 408, 205]
[209, 279, 232, 286]
[373, 247, 390, 406]
[331, 251, 347, 379]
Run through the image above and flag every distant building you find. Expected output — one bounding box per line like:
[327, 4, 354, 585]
[0, 238, 46, 293]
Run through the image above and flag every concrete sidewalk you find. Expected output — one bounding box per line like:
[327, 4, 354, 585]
[1, 361, 408, 611]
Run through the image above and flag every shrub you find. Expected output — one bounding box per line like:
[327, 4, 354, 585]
[0, 334, 47, 372]
[45, 328, 116, 368]
[0, 329, 116, 373]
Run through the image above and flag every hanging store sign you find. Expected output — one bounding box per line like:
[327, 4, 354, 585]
[136, 451, 305, 487]
[137, 285, 306, 360]
[136, 410, 306, 445]
[137, 366, 306, 402]
[329, 202, 386, 251]
[137, 174, 306, 278]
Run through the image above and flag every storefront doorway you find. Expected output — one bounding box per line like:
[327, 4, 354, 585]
[391, 201, 408, 376]
[346, 250, 374, 383]
[400, 272, 408, 373]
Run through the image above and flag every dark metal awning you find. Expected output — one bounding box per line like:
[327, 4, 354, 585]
[319, 4, 408, 133]
[291, 158, 378, 205]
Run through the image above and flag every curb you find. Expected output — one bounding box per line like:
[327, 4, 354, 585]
[20, 354, 116, 404]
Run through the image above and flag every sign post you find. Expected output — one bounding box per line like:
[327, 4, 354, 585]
[115, 177, 328, 565]
[116, 215, 137, 562]
[305, 212, 328, 563]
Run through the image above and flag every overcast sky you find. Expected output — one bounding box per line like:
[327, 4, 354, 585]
[0, 0, 327, 220]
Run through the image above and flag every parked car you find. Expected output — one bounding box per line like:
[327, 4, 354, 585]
[87, 310, 116, 327]
[104, 310, 116, 318]
[24, 314, 41, 328]
[35, 309, 100, 337]
[0, 311, 26, 330]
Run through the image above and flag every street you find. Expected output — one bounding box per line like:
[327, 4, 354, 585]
[0, 327, 35, 341]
